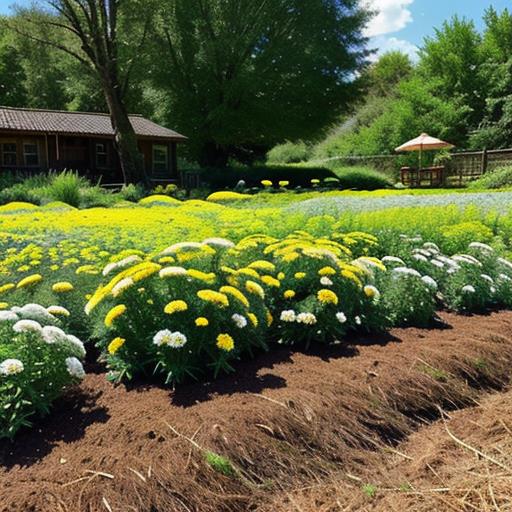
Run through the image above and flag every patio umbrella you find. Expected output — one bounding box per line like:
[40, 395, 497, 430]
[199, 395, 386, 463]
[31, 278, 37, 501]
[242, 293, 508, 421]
[395, 133, 454, 169]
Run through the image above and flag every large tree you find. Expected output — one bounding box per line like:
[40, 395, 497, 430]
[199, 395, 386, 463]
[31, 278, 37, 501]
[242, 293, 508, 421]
[13, 1, 156, 183]
[155, 0, 370, 166]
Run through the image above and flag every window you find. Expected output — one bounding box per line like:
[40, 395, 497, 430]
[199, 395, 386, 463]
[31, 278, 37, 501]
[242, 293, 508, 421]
[2, 143, 17, 166]
[152, 144, 168, 173]
[23, 143, 39, 166]
[96, 142, 108, 168]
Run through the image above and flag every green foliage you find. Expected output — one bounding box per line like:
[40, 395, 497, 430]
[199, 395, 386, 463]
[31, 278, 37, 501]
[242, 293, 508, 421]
[332, 166, 393, 190]
[365, 51, 413, 96]
[0, 307, 86, 439]
[440, 222, 494, 255]
[362, 483, 377, 499]
[468, 166, 512, 189]
[204, 451, 236, 477]
[199, 165, 337, 189]
[267, 141, 310, 164]
[42, 171, 86, 207]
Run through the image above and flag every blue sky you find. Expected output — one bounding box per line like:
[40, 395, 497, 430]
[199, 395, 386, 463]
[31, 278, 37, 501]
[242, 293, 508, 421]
[0, 0, 509, 62]
[365, 0, 511, 61]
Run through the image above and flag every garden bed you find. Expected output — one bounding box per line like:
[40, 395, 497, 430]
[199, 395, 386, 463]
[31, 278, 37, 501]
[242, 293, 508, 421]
[2, 310, 512, 512]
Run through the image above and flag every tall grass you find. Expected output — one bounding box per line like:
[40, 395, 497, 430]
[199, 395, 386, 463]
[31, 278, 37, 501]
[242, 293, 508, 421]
[42, 171, 87, 207]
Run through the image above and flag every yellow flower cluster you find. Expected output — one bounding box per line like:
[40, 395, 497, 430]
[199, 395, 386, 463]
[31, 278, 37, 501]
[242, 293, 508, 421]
[164, 300, 188, 315]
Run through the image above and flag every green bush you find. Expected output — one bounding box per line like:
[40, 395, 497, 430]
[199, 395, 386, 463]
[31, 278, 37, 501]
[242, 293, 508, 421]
[42, 171, 86, 207]
[0, 183, 42, 205]
[468, 166, 512, 190]
[118, 183, 145, 202]
[199, 164, 337, 189]
[332, 166, 393, 190]
[267, 141, 309, 164]
[0, 304, 86, 439]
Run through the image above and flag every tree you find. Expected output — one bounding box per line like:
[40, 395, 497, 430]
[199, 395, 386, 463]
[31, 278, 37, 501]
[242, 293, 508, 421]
[0, 28, 27, 107]
[365, 51, 413, 97]
[419, 16, 485, 129]
[481, 6, 512, 63]
[13, 1, 156, 183]
[155, 0, 370, 166]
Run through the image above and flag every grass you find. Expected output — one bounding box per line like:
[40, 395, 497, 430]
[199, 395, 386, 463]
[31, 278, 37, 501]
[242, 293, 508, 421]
[204, 451, 237, 477]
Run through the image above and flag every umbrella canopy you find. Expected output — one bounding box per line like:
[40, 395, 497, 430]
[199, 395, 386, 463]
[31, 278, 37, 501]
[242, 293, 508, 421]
[395, 133, 454, 152]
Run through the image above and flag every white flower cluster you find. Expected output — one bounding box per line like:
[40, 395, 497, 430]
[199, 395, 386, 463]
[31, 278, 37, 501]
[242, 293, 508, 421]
[159, 266, 187, 278]
[153, 329, 187, 348]
[11, 303, 57, 325]
[202, 237, 235, 249]
[102, 254, 143, 276]
[231, 314, 248, 328]
[0, 358, 24, 376]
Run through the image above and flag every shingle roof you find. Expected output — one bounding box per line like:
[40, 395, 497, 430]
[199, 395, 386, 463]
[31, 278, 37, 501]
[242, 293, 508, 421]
[0, 107, 187, 141]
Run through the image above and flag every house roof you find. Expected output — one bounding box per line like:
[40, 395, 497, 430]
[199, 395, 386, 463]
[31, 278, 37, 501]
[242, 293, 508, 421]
[0, 107, 187, 142]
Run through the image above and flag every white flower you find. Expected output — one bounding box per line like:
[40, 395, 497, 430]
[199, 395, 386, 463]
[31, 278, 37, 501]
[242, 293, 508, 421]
[498, 273, 512, 282]
[462, 285, 476, 294]
[355, 316, 362, 325]
[202, 238, 235, 249]
[423, 242, 440, 253]
[393, 267, 422, 278]
[46, 305, 70, 317]
[159, 266, 187, 278]
[0, 358, 24, 376]
[430, 259, 445, 269]
[65, 357, 85, 379]
[413, 248, 432, 258]
[0, 311, 18, 322]
[296, 312, 317, 325]
[153, 329, 187, 348]
[412, 254, 428, 263]
[12, 303, 56, 324]
[421, 275, 438, 291]
[480, 274, 494, 284]
[66, 335, 86, 358]
[336, 312, 347, 324]
[497, 257, 512, 271]
[320, 276, 333, 286]
[160, 242, 203, 255]
[112, 277, 134, 297]
[469, 242, 493, 253]
[491, 286, 497, 294]
[382, 256, 405, 266]
[102, 255, 142, 276]
[280, 310, 296, 322]
[42, 325, 68, 344]
[452, 254, 482, 267]
[231, 313, 248, 328]
[13, 319, 43, 334]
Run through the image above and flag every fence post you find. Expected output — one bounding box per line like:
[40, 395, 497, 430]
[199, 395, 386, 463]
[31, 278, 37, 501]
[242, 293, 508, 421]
[482, 148, 488, 174]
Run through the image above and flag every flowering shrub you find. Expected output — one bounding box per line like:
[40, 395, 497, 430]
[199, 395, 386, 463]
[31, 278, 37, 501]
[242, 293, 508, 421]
[0, 303, 86, 439]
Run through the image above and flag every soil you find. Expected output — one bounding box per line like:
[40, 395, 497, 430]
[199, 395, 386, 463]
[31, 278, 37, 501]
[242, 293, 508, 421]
[2, 311, 512, 512]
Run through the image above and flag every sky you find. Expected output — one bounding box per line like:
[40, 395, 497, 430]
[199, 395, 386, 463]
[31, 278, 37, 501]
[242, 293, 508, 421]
[364, 0, 511, 61]
[0, 0, 509, 63]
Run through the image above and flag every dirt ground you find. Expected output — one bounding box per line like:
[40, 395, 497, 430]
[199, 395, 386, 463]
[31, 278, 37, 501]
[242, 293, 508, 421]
[2, 311, 512, 512]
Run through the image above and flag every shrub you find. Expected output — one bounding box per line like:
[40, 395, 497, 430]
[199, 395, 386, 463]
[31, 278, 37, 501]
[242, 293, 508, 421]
[199, 165, 337, 189]
[0, 304, 86, 439]
[118, 183, 145, 203]
[267, 141, 309, 164]
[42, 171, 87, 207]
[468, 166, 512, 189]
[139, 195, 182, 207]
[332, 166, 393, 190]
[0, 184, 41, 205]
[206, 191, 252, 203]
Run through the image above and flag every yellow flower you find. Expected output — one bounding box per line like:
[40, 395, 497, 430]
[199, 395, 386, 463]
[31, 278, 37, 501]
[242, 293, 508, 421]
[50, 264, 60, 271]
[216, 333, 235, 352]
[317, 289, 338, 305]
[284, 289, 296, 299]
[164, 300, 188, 315]
[261, 180, 273, 187]
[261, 275, 280, 288]
[195, 317, 209, 327]
[105, 304, 127, 327]
[341, 269, 363, 288]
[282, 252, 299, 263]
[17, 274, 43, 289]
[294, 272, 306, 279]
[197, 289, 230, 307]
[279, 180, 289, 187]
[277, 272, 285, 280]
[0, 302, 8, 310]
[187, 269, 216, 284]
[247, 312, 258, 327]
[52, 281, 74, 293]
[245, 280, 265, 299]
[248, 260, 276, 272]
[219, 286, 250, 308]
[0, 283, 15, 294]
[318, 266, 336, 276]
[237, 268, 260, 279]
[158, 256, 176, 264]
[266, 309, 273, 326]
[108, 337, 125, 355]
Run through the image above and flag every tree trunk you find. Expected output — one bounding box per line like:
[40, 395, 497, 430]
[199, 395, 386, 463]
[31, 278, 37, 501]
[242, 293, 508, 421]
[102, 77, 146, 184]
[199, 141, 229, 168]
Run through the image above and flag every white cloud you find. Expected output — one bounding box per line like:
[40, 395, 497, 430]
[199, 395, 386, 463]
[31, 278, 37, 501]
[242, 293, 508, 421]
[369, 36, 419, 62]
[363, 0, 414, 37]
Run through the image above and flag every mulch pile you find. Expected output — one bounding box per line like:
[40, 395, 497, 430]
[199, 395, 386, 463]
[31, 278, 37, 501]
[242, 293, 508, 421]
[2, 311, 512, 512]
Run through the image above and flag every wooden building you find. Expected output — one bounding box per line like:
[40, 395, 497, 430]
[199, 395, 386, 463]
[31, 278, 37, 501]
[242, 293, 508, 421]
[0, 107, 187, 183]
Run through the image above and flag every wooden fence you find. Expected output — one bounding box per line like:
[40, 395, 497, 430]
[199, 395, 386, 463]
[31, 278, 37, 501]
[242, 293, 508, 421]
[445, 148, 512, 186]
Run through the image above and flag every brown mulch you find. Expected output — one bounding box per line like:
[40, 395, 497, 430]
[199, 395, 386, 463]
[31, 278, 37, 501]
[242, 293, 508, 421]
[2, 311, 512, 512]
